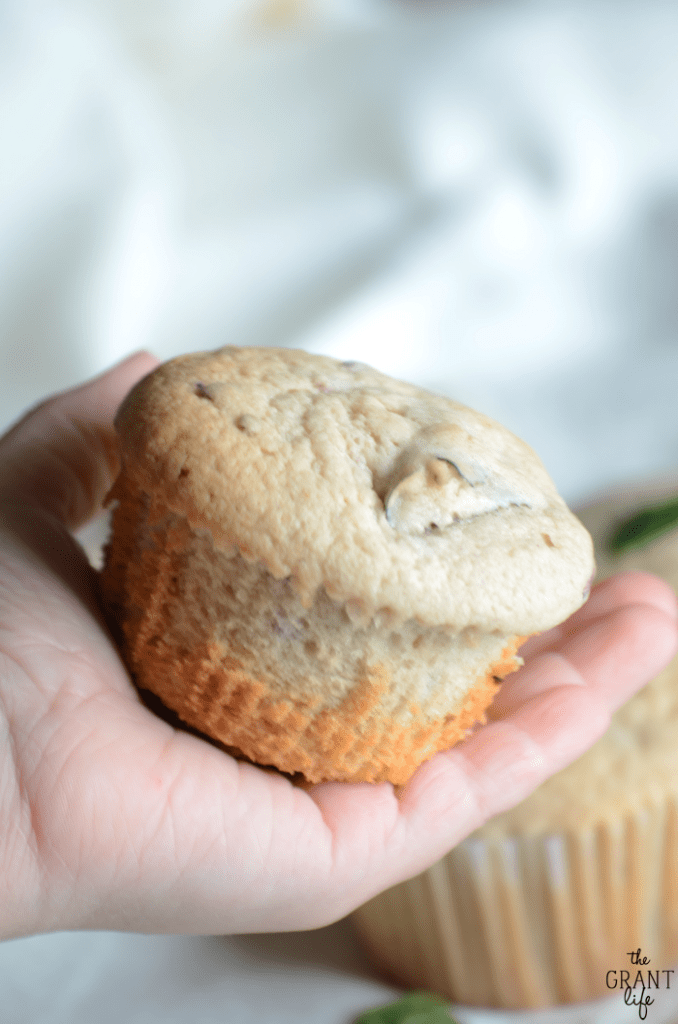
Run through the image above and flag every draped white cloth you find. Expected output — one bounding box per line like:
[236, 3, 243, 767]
[3, 0, 678, 504]
[2, 2, 678, 1020]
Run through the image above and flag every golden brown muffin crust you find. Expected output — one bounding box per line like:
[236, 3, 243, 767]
[112, 347, 593, 633]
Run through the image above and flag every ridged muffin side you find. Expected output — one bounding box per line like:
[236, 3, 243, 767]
[100, 480, 525, 784]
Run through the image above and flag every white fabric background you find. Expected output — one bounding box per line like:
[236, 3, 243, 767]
[3, 1, 678, 1020]
[4, 0, 678, 503]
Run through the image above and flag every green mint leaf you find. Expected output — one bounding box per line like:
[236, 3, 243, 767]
[608, 496, 678, 554]
[353, 991, 453, 1024]
[402, 1012, 456, 1024]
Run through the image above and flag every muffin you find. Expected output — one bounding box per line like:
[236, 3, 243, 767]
[99, 346, 593, 785]
[352, 475, 678, 1007]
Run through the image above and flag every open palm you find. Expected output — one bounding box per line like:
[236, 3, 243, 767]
[1, 352, 676, 942]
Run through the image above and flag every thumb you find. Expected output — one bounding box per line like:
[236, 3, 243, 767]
[0, 352, 160, 529]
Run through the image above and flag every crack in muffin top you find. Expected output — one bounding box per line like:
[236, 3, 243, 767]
[111, 347, 594, 632]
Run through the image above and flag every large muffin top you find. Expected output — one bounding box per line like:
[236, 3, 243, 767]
[477, 476, 678, 836]
[111, 347, 593, 632]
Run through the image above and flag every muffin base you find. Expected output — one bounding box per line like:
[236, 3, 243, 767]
[100, 484, 525, 785]
[127, 637, 523, 785]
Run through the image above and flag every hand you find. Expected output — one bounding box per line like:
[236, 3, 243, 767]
[0, 355, 676, 941]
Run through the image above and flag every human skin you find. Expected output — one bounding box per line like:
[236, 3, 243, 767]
[0, 352, 676, 941]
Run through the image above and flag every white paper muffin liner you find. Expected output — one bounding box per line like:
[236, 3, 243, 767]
[352, 796, 678, 1009]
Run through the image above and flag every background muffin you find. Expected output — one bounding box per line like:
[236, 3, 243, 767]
[99, 346, 593, 785]
[352, 475, 678, 1008]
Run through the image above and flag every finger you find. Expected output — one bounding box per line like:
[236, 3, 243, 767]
[0, 351, 159, 529]
[486, 651, 585, 721]
[519, 571, 678, 661]
[492, 599, 678, 719]
[315, 598, 678, 883]
[379, 597, 678, 887]
[583, 571, 678, 622]
[310, 577, 678, 897]
[559, 599, 678, 710]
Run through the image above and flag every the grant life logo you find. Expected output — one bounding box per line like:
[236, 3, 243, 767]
[605, 949, 675, 1020]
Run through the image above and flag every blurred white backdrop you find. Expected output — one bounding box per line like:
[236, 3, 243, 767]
[4, 3, 678, 1021]
[4, 0, 678, 505]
